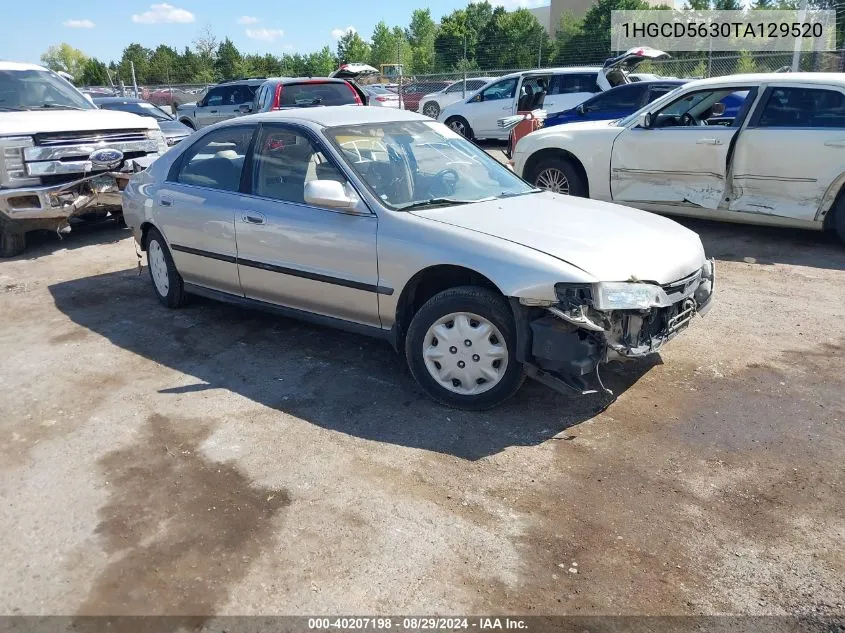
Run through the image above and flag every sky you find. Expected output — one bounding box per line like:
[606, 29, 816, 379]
[0, 0, 550, 65]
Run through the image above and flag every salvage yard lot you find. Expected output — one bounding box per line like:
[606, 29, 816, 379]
[0, 217, 843, 617]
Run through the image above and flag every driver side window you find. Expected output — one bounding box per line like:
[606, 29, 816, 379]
[649, 88, 750, 128]
[479, 78, 517, 102]
[204, 87, 225, 107]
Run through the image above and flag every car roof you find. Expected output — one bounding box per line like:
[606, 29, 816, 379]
[497, 67, 603, 80]
[236, 106, 430, 128]
[684, 72, 845, 89]
[0, 61, 49, 72]
[93, 96, 146, 104]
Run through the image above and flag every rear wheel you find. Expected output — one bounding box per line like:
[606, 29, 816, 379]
[145, 227, 186, 308]
[422, 101, 440, 118]
[529, 156, 587, 197]
[405, 286, 524, 410]
[445, 116, 474, 141]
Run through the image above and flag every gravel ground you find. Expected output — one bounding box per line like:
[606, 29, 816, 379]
[0, 215, 843, 621]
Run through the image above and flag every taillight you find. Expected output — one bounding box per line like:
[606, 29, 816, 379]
[344, 81, 362, 105]
[376, 96, 388, 102]
[272, 83, 283, 110]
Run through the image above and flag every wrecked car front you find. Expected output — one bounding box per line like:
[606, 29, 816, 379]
[408, 192, 715, 393]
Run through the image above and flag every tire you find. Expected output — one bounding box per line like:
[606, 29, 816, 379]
[445, 116, 474, 141]
[422, 101, 440, 119]
[834, 193, 845, 245]
[0, 229, 26, 258]
[405, 286, 525, 410]
[145, 227, 186, 308]
[529, 156, 587, 197]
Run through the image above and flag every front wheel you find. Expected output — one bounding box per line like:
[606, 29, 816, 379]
[445, 116, 474, 141]
[405, 286, 524, 410]
[0, 229, 25, 258]
[529, 156, 587, 197]
[422, 101, 440, 118]
[145, 227, 186, 308]
[833, 192, 845, 246]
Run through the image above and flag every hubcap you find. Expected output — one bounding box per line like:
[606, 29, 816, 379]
[422, 312, 508, 396]
[448, 119, 467, 136]
[536, 168, 570, 195]
[148, 239, 170, 297]
[423, 103, 439, 118]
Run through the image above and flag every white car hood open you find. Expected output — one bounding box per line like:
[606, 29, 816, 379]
[411, 192, 705, 285]
[0, 109, 159, 137]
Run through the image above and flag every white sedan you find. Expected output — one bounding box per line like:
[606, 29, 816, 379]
[513, 72, 845, 243]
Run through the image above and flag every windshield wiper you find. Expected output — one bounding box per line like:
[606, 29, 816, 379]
[30, 103, 85, 110]
[397, 197, 489, 211]
[0, 105, 27, 112]
[498, 190, 541, 198]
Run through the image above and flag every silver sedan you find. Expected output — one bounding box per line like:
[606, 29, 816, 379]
[122, 107, 715, 409]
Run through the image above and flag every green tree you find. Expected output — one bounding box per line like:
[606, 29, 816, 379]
[174, 47, 203, 83]
[713, 0, 742, 8]
[369, 21, 395, 68]
[337, 30, 370, 64]
[215, 38, 244, 80]
[579, 0, 653, 63]
[751, 0, 775, 7]
[306, 47, 337, 76]
[735, 50, 758, 73]
[552, 12, 585, 65]
[148, 45, 179, 84]
[407, 9, 437, 73]
[193, 25, 218, 83]
[117, 43, 152, 85]
[40, 43, 89, 79]
[80, 58, 108, 86]
[433, 2, 495, 71]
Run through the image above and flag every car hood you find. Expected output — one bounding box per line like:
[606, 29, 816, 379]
[410, 192, 705, 285]
[0, 109, 159, 136]
[158, 119, 193, 136]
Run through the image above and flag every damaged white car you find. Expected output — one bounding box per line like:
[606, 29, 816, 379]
[513, 73, 845, 243]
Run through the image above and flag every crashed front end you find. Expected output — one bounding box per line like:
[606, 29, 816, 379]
[0, 129, 164, 234]
[518, 259, 715, 393]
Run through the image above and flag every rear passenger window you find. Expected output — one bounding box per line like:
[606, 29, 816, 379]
[551, 73, 600, 95]
[757, 87, 845, 128]
[174, 127, 253, 192]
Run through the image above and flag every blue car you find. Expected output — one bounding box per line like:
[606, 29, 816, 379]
[545, 80, 686, 127]
[544, 80, 746, 128]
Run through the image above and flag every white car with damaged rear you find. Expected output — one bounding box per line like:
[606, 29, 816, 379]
[122, 106, 714, 410]
[513, 72, 845, 243]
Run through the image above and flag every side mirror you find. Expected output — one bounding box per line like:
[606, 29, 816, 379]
[196, 100, 203, 107]
[711, 102, 726, 116]
[575, 103, 586, 115]
[642, 112, 654, 129]
[471, 94, 482, 103]
[238, 104, 252, 114]
[304, 180, 357, 211]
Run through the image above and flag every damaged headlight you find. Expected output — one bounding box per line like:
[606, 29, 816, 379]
[593, 282, 664, 311]
[0, 136, 39, 187]
[145, 129, 168, 155]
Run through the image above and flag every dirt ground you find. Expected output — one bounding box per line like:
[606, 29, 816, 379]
[0, 214, 843, 621]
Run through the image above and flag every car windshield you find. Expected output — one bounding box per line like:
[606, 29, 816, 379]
[99, 101, 173, 121]
[0, 69, 94, 111]
[327, 120, 535, 210]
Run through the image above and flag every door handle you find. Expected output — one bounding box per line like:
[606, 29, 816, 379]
[696, 138, 722, 145]
[502, 106, 512, 110]
[159, 197, 172, 207]
[209, 109, 218, 113]
[241, 212, 266, 225]
[824, 140, 845, 147]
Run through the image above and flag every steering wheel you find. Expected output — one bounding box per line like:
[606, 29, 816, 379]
[680, 113, 697, 127]
[434, 168, 459, 196]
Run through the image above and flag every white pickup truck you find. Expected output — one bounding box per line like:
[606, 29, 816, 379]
[0, 62, 167, 257]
